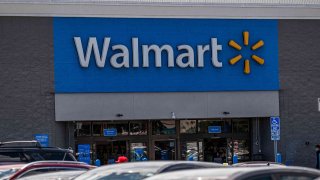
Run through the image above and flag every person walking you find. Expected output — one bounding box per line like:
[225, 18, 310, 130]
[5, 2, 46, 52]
[316, 144, 320, 169]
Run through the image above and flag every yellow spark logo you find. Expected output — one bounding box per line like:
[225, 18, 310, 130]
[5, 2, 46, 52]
[228, 31, 264, 74]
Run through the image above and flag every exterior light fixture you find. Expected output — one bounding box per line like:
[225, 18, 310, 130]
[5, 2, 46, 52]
[223, 111, 230, 115]
[171, 112, 176, 119]
[116, 113, 123, 117]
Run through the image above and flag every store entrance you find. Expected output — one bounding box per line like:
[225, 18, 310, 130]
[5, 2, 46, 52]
[96, 141, 127, 165]
[203, 138, 227, 163]
[154, 140, 176, 160]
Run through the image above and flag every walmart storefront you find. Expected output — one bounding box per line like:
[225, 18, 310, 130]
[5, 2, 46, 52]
[1, 1, 319, 167]
[54, 18, 279, 164]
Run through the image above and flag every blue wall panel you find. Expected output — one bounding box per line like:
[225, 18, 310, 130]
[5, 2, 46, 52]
[54, 18, 278, 93]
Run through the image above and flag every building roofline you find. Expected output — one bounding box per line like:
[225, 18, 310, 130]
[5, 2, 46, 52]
[0, 2, 320, 19]
[2, 0, 320, 7]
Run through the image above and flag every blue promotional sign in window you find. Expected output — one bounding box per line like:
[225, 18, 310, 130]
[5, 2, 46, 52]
[208, 126, 222, 133]
[103, 128, 117, 136]
[34, 134, 49, 147]
[54, 18, 279, 93]
[78, 144, 91, 164]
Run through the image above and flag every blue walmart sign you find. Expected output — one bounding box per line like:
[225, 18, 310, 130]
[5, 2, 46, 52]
[54, 18, 278, 93]
[103, 128, 117, 136]
[208, 126, 222, 133]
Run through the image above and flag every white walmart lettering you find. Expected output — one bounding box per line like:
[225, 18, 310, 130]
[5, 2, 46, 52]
[74, 37, 223, 68]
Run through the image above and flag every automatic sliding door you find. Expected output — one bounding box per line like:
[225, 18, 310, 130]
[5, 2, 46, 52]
[130, 142, 148, 161]
[154, 140, 176, 160]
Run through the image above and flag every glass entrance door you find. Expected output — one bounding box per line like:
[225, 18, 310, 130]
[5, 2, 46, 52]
[130, 142, 148, 162]
[181, 141, 203, 161]
[96, 141, 127, 165]
[203, 138, 227, 163]
[154, 140, 176, 160]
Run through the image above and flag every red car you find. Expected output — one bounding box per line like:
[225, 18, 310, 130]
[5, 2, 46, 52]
[1, 161, 94, 180]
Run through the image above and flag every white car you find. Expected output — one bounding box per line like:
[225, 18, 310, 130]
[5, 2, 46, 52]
[144, 166, 320, 180]
[73, 161, 223, 180]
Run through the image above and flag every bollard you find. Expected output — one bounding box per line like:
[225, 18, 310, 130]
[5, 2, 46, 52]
[233, 154, 238, 164]
[95, 159, 101, 167]
[276, 153, 282, 163]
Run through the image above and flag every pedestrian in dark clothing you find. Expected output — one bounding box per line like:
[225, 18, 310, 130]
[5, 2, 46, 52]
[316, 144, 320, 169]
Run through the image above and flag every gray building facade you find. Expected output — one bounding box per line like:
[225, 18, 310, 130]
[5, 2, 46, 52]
[0, 2, 319, 167]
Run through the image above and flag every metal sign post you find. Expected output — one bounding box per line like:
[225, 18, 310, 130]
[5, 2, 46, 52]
[274, 140, 277, 162]
[318, 98, 320, 112]
[270, 117, 280, 162]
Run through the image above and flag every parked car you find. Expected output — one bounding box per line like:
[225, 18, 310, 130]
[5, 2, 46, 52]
[232, 161, 285, 167]
[74, 161, 223, 180]
[2, 161, 94, 180]
[144, 166, 320, 180]
[0, 141, 76, 164]
[18, 170, 87, 180]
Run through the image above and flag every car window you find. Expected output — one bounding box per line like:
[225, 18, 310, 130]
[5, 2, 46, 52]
[38, 151, 65, 160]
[0, 152, 29, 162]
[247, 175, 273, 180]
[65, 153, 76, 161]
[24, 152, 45, 161]
[160, 164, 197, 173]
[279, 175, 316, 180]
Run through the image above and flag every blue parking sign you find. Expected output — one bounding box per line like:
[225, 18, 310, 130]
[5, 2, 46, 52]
[34, 134, 49, 147]
[78, 144, 91, 164]
[270, 117, 280, 141]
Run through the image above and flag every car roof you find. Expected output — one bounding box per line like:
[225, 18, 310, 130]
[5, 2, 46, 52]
[232, 161, 285, 167]
[0, 164, 25, 170]
[74, 161, 222, 180]
[0, 147, 72, 152]
[144, 166, 320, 180]
[90, 161, 222, 171]
[19, 161, 89, 169]
[9, 161, 93, 179]
[0, 141, 73, 152]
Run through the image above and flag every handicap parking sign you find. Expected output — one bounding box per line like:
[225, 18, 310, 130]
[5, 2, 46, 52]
[270, 117, 280, 141]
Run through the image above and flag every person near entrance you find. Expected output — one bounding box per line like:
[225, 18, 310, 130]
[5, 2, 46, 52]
[316, 144, 320, 169]
[116, 156, 128, 163]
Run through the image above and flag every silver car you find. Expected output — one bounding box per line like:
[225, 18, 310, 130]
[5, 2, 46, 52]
[73, 161, 223, 180]
[144, 166, 320, 180]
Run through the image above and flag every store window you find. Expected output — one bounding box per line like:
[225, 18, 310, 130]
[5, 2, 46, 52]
[180, 120, 196, 134]
[233, 119, 250, 133]
[198, 120, 224, 134]
[152, 120, 176, 135]
[76, 122, 91, 136]
[92, 122, 103, 136]
[130, 121, 148, 135]
[181, 141, 199, 161]
[104, 122, 129, 136]
[130, 142, 148, 162]
[233, 139, 250, 162]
